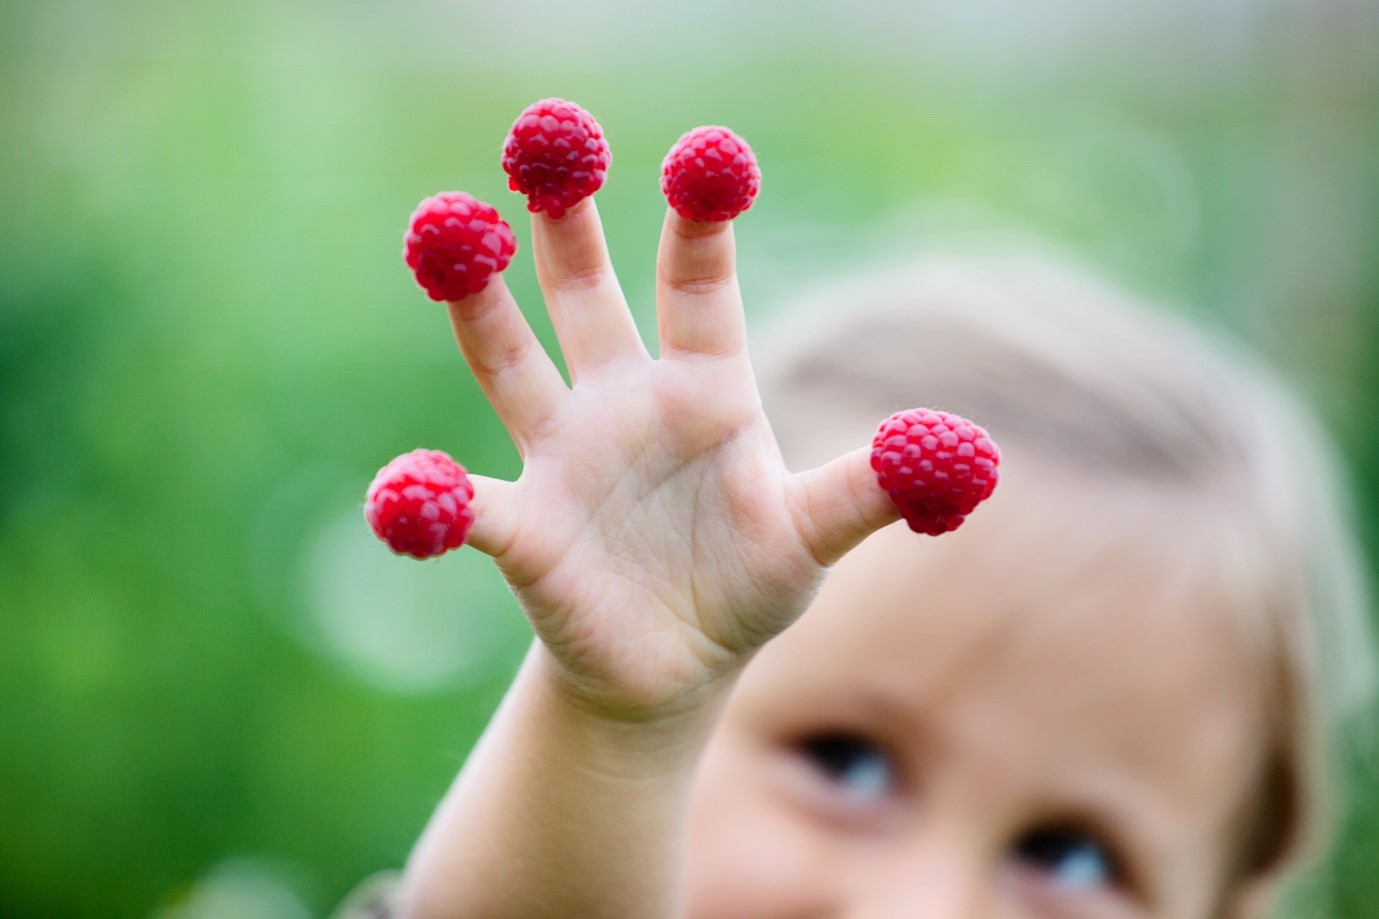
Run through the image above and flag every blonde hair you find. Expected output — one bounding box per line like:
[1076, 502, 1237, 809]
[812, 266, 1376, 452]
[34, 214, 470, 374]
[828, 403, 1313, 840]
[754, 250, 1375, 896]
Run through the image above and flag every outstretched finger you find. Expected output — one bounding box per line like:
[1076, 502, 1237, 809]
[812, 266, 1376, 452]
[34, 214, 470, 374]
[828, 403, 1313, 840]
[531, 200, 648, 381]
[446, 277, 568, 450]
[655, 211, 746, 359]
[788, 446, 899, 568]
[462, 474, 521, 559]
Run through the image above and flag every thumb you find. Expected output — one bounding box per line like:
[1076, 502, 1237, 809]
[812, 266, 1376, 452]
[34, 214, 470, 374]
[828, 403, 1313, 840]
[788, 445, 900, 568]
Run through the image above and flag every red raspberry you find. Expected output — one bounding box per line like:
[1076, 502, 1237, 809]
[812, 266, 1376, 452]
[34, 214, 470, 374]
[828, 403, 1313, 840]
[660, 126, 761, 222]
[502, 98, 610, 219]
[403, 192, 516, 301]
[870, 408, 1000, 536]
[364, 449, 476, 559]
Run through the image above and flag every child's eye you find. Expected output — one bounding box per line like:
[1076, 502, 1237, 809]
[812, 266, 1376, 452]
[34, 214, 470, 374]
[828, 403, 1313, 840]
[1011, 825, 1119, 891]
[797, 732, 895, 802]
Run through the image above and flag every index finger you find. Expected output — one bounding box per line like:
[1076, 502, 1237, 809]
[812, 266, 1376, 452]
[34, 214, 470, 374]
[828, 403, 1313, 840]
[655, 211, 746, 359]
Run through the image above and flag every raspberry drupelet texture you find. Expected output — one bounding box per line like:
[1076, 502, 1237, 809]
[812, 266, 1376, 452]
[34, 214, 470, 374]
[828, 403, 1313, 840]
[870, 408, 1001, 536]
[403, 192, 516, 301]
[365, 449, 476, 559]
[502, 98, 610, 219]
[660, 125, 761, 222]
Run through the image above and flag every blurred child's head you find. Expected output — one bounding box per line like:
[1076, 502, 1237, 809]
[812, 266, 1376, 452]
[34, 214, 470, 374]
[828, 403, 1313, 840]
[683, 252, 1374, 918]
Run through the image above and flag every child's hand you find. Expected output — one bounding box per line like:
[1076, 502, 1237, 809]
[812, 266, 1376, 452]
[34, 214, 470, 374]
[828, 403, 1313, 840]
[450, 202, 895, 721]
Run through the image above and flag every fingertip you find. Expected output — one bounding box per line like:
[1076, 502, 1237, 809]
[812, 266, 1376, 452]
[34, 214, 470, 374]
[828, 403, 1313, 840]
[445, 273, 513, 325]
[536, 195, 596, 225]
[664, 208, 733, 242]
[657, 207, 737, 295]
[531, 197, 613, 290]
[528, 196, 645, 375]
[463, 474, 520, 560]
[791, 446, 901, 568]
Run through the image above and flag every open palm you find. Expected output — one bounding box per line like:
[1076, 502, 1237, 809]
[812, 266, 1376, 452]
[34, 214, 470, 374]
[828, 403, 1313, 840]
[451, 204, 895, 718]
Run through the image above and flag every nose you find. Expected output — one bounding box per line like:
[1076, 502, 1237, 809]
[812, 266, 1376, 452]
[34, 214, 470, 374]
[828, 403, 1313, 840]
[843, 838, 991, 919]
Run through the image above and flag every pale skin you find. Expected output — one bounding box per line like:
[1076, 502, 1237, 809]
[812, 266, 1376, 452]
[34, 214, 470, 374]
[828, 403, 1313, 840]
[398, 200, 896, 918]
[395, 202, 1272, 918]
[683, 485, 1273, 919]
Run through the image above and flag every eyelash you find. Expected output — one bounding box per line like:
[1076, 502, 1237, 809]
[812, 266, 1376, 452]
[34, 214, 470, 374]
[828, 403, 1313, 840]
[1011, 823, 1124, 894]
[795, 733, 1132, 896]
[796, 731, 897, 802]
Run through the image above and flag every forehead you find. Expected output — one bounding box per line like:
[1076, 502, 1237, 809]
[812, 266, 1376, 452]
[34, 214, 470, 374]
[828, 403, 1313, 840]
[735, 476, 1263, 827]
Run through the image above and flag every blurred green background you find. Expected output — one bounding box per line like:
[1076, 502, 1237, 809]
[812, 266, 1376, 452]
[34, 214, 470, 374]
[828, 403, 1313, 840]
[2, 1, 1377, 916]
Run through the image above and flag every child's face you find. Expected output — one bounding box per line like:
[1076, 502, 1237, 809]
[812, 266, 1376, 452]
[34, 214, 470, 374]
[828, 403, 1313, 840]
[685, 488, 1265, 919]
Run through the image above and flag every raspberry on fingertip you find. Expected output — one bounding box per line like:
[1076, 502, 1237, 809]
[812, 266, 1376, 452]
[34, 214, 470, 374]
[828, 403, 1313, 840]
[870, 408, 1001, 536]
[502, 98, 611, 219]
[403, 192, 516, 301]
[365, 449, 476, 559]
[660, 125, 760, 223]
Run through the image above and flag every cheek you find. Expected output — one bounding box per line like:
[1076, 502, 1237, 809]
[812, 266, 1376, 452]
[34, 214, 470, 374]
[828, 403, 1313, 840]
[684, 737, 838, 919]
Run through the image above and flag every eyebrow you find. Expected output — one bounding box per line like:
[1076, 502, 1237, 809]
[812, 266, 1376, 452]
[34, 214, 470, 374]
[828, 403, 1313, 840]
[847, 686, 922, 726]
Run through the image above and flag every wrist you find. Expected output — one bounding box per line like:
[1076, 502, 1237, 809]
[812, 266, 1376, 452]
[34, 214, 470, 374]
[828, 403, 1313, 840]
[400, 640, 740, 918]
[522, 641, 742, 771]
